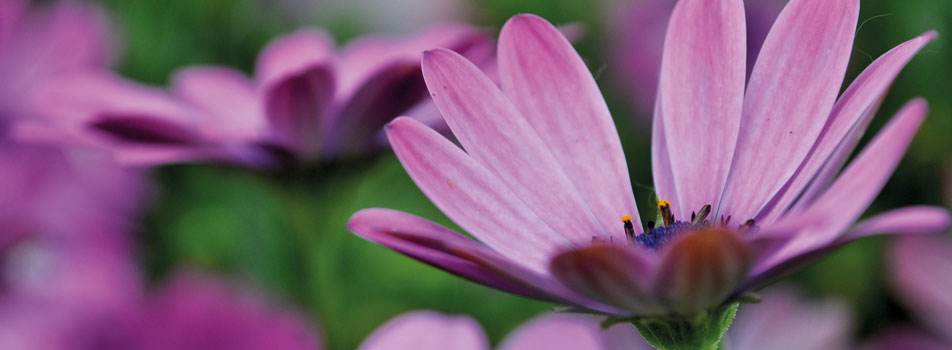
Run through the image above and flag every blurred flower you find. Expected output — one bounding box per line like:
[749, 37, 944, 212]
[0, 266, 321, 350]
[140, 272, 321, 350]
[864, 235, 952, 349]
[358, 310, 639, 350]
[609, 0, 784, 117]
[0, 144, 144, 350]
[20, 23, 492, 167]
[0, 0, 112, 136]
[357, 287, 850, 349]
[349, 0, 947, 328]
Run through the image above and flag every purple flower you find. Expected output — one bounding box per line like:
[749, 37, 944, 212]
[0, 267, 322, 350]
[864, 235, 952, 349]
[609, 0, 785, 116]
[348, 0, 949, 321]
[357, 287, 850, 349]
[140, 272, 321, 350]
[21, 24, 492, 167]
[0, 0, 112, 136]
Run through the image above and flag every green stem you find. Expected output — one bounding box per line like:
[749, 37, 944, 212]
[631, 302, 738, 350]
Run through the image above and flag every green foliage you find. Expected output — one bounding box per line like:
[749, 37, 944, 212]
[632, 303, 739, 350]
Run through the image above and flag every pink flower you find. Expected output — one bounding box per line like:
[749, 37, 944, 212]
[864, 235, 952, 350]
[0, 267, 322, 350]
[20, 23, 492, 167]
[358, 310, 639, 350]
[141, 272, 321, 350]
[348, 0, 949, 319]
[0, 0, 112, 136]
[357, 288, 850, 349]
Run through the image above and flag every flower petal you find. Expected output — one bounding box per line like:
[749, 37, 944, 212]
[256, 29, 336, 158]
[891, 236, 952, 340]
[720, 0, 859, 221]
[844, 206, 950, 241]
[323, 62, 426, 156]
[358, 311, 487, 350]
[656, 0, 746, 217]
[386, 117, 569, 273]
[347, 208, 617, 313]
[652, 95, 682, 219]
[498, 14, 640, 233]
[752, 99, 929, 276]
[744, 207, 947, 291]
[550, 244, 663, 316]
[653, 229, 751, 315]
[421, 48, 611, 243]
[171, 66, 265, 141]
[727, 287, 853, 350]
[759, 32, 938, 222]
[497, 314, 607, 350]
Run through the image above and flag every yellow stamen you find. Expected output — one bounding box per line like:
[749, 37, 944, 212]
[657, 199, 671, 209]
[621, 215, 632, 222]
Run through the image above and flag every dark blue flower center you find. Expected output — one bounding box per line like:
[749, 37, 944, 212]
[617, 201, 754, 251]
[636, 221, 693, 250]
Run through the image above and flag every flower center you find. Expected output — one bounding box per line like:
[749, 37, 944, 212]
[620, 200, 756, 250]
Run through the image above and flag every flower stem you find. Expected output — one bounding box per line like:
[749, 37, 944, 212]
[631, 302, 738, 350]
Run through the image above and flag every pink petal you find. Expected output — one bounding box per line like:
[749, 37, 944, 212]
[323, 62, 426, 156]
[727, 287, 853, 350]
[421, 48, 611, 243]
[497, 314, 607, 350]
[844, 206, 950, 241]
[0, 1, 112, 119]
[385, 117, 572, 272]
[358, 311, 486, 350]
[743, 207, 946, 292]
[336, 23, 490, 103]
[890, 236, 952, 339]
[651, 108, 682, 219]
[550, 244, 663, 316]
[655, 0, 746, 217]
[752, 99, 930, 276]
[720, 0, 859, 221]
[759, 32, 938, 222]
[256, 29, 336, 158]
[498, 14, 640, 233]
[653, 229, 751, 315]
[347, 208, 616, 313]
[0, 0, 26, 48]
[171, 66, 266, 141]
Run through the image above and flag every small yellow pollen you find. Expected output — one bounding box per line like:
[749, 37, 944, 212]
[620, 215, 632, 222]
[657, 199, 671, 209]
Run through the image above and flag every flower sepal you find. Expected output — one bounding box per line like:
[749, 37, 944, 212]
[629, 302, 739, 350]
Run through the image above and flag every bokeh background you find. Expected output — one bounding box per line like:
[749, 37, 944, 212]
[27, 0, 952, 348]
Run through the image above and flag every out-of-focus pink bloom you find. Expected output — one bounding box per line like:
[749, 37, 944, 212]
[0, 144, 143, 350]
[358, 310, 640, 350]
[865, 235, 952, 349]
[349, 2, 948, 320]
[0, 268, 322, 350]
[21, 24, 492, 167]
[610, 0, 784, 116]
[359, 288, 850, 349]
[724, 288, 853, 350]
[0, 0, 112, 136]
[141, 272, 321, 350]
